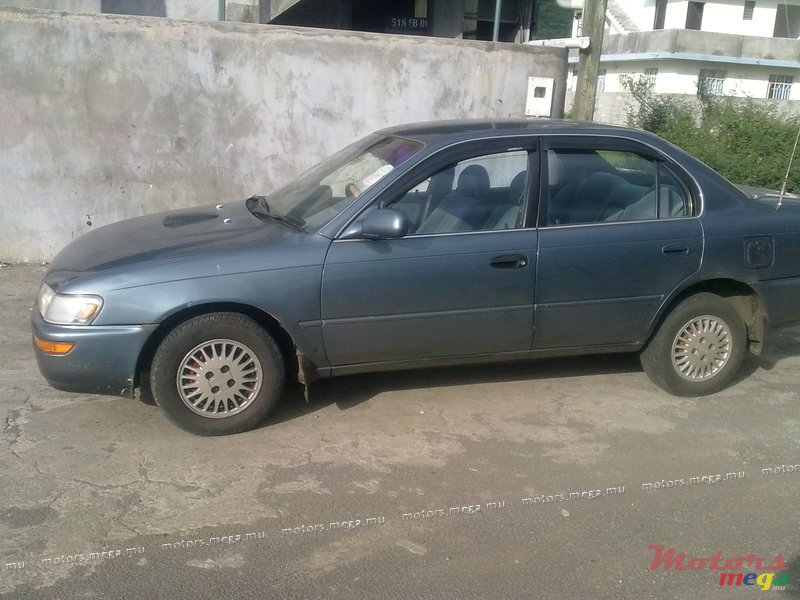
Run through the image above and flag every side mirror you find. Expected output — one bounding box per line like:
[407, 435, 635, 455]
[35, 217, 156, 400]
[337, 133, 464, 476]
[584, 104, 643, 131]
[340, 208, 409, 240]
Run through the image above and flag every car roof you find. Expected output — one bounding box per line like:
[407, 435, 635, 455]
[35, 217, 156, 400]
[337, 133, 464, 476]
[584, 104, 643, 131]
[378, 118, 642, 144]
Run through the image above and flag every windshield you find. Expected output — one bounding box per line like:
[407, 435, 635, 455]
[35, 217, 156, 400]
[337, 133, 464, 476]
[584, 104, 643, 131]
[247, 134, 424, 231]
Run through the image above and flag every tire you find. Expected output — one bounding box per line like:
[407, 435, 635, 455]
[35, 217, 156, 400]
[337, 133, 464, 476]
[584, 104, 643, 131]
[640, 293, 747, 397]
[150, 312, 284, 435]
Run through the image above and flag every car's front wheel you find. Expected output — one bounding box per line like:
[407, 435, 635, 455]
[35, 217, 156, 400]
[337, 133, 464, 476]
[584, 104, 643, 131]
[640, 293, 747, 396]
[150, 313, 284, 435]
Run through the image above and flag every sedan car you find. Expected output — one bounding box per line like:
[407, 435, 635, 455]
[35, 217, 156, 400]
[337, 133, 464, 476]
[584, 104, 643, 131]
[32, 119, 800, 435]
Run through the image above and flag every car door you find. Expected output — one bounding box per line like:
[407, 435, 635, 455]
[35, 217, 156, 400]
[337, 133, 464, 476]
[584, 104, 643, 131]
[534, 136, 703, 350]
[320, 140, 540, 367]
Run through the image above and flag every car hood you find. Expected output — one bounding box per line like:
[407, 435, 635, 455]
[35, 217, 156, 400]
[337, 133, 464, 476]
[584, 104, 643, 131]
[46, 201, 290, 287]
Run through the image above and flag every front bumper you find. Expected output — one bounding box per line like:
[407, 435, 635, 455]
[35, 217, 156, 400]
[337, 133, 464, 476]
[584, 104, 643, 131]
[31, 309, 158, 397]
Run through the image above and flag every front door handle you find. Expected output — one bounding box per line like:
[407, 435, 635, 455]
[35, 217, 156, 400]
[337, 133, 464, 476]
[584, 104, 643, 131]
[490, 254, 528, 269]
[662, 243, 691, 256]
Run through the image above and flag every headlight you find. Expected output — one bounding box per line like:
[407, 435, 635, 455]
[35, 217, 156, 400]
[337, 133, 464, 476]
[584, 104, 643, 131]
[38, 284, 103, 325]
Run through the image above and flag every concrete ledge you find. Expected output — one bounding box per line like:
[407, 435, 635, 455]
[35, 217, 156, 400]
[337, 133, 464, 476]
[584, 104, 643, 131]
[0, 7, 566, 262]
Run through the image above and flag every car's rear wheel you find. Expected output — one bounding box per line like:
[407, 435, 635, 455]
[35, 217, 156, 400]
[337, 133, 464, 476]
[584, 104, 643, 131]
[640, 293, 747, 396]
[150, 313, 284, 435]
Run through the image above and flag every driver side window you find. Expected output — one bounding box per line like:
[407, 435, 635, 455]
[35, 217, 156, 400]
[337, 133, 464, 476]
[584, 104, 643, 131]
[386, 150, 530, 235]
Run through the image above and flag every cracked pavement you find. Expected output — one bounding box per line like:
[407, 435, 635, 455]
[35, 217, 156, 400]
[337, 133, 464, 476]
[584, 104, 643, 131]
[1, 265, 799, 599]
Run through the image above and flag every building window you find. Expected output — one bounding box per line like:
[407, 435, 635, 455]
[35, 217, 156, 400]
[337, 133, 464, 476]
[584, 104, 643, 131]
[597, 69, 607, 92]
[699, 69, 726, 96]
[686, 1, 705, 30]
[644, 68, 658, 90]
[743, 1, 755, 20]
[101, 0, 166, 16]
[773, 3, 800, 37]
[654, 0, 667, 29]
[768, 74, 793, 100]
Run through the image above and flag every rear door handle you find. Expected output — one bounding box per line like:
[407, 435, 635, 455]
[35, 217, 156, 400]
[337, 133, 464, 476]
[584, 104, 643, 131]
[662, 243, 691, 256]
[490, 254, 528, 269]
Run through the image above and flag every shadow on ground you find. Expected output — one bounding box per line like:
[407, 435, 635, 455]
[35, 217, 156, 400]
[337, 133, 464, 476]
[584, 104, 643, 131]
[135, 330, 797, 432]
[267, 352, 642, 426]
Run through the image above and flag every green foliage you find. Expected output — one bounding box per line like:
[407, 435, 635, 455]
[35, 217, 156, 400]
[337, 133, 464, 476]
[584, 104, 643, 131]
[621, 75, 800, 193]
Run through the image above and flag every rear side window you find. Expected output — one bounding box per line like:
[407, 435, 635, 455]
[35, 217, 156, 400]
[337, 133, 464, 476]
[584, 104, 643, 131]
[545, 146, 692, 226]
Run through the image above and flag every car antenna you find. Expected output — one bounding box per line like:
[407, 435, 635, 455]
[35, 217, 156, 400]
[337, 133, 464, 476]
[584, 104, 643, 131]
[776, 126, 800, 211]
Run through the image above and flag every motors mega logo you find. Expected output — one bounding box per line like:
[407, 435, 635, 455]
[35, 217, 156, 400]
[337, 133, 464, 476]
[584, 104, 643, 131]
[647, 544, 791, 591]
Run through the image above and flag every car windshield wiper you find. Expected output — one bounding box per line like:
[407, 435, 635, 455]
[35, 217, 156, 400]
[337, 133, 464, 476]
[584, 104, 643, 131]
[246, 195, 306, 231]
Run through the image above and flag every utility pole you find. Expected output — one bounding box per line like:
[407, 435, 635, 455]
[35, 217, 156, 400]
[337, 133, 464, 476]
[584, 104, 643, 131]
[572, 0, 608, 121]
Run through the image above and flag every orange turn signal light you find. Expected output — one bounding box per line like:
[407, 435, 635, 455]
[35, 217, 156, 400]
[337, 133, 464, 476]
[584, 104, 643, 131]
[33, 335, 75, 355]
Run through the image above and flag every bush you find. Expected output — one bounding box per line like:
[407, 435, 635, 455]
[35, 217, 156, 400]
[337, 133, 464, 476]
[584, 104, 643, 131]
[621, 76, 800, 193]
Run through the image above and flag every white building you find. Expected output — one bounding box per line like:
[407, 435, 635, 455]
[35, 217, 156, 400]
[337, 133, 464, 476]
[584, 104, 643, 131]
[566, 0, 800, 102]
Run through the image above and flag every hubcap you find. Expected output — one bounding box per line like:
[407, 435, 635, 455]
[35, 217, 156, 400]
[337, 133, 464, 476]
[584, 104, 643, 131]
[177, 339, 262, 418]
[671, 315, 732, 382]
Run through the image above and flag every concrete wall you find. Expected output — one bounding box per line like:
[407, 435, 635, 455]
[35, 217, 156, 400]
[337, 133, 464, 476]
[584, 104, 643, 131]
[0, 7, 566, 262]
[563, 91, 634, 125]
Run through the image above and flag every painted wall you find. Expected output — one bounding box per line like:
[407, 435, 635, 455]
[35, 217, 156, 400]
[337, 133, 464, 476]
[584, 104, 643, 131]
[564, 28, 800, 101]
[568, 59, 798, 99]
[608, 0, 800, 37]
[565, 91, 800, 126]
[663, 1, 690, 30]
[0, 7, 566, 262]
[686, 0, 780, 37]
[614, 0, 793, 37]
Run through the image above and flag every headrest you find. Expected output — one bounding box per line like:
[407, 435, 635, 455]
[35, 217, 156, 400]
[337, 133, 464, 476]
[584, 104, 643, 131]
[547, 150, 563, 187]
[457, 164, 490, 198]
[509, 171, 527, 205]
[428, 168, 455, 198]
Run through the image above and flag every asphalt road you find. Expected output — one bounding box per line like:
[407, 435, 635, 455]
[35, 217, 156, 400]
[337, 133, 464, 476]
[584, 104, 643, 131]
[1, 265, 798, 599]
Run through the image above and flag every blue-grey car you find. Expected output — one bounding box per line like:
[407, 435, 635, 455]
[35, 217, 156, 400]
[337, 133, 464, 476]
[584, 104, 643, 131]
[32, 119, 800, 435]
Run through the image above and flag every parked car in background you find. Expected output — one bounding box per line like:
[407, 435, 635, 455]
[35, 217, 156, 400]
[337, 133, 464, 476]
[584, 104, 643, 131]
[32, 119, 800, 435]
